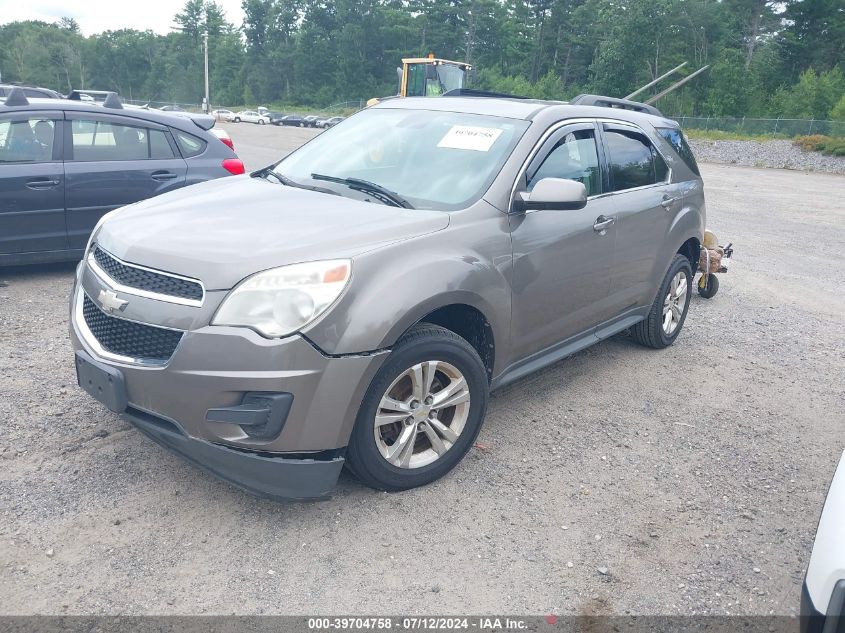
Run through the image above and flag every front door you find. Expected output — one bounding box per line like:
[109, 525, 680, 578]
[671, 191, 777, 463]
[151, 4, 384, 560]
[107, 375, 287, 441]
[508, 122, 619, 360]
[0, 111, 66, 257]
[63, 113, 188, 251]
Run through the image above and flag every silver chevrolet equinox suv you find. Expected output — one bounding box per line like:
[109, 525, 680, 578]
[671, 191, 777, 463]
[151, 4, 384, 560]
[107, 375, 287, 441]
[70, 93, 705, 500]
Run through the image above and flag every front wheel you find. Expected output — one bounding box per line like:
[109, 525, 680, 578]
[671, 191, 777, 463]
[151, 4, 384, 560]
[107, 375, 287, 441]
[259, 119, 265, 125]
[631, 254, 693, 349]
[233, 117, 241, 123]
[346, 324, 489, 491]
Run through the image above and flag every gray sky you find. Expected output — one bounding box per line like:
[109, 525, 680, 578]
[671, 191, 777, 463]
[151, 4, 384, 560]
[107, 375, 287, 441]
[0, 0, 246, 35]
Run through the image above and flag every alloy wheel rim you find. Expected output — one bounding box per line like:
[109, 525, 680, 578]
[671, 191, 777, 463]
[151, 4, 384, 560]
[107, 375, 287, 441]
[662, 271, 688, 335]
[373, 360, 471, 469]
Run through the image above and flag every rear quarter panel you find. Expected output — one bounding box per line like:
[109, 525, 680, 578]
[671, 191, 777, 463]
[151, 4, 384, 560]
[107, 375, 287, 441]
[649, 123, 705, 294]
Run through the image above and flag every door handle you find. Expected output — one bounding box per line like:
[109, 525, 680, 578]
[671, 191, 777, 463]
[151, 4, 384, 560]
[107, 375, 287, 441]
[593, 216, 615, 232]
[661, 195, 679, 208]
[151, 171, 177, 181]
[25, 178, 60, 190]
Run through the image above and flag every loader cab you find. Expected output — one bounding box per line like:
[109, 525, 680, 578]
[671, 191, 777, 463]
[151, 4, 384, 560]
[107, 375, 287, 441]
[400, 57, 472, 98]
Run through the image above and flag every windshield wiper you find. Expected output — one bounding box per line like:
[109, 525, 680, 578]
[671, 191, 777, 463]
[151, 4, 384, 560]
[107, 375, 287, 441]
[310, 173, 414, 209]
[252, 165, 340, 196]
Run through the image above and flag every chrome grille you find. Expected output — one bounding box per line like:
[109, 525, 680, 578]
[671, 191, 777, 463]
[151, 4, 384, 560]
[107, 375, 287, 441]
[92, 246, 204, 303]
[82, 294, 183, 363]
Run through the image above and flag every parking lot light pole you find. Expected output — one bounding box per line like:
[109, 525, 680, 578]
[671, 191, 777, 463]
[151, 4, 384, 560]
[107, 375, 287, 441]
[203, 32, 210, 114]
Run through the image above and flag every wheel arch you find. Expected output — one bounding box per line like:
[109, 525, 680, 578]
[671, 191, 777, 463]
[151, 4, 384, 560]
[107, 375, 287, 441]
[414, 303, 496, 382]
[378, 292, 500, 381]
[677, 235, 700, 271]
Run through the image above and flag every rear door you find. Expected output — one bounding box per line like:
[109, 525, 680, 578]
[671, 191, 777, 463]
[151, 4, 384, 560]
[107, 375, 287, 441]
[63, 112, 188, 250]
[599, 122, 681, 316]
[0, 110, 66, 256]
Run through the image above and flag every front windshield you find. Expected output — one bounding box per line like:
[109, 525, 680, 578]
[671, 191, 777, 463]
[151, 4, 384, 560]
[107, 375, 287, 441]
[275, 108, 529, 211]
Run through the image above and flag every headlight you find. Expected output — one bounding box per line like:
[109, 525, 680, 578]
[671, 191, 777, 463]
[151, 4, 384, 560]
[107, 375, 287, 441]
[212, 260, 351, 338]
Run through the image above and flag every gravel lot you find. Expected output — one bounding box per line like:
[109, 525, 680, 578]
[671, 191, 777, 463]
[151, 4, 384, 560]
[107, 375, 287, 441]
[1, 123, 843, 616]
[689, 138, 845, 174]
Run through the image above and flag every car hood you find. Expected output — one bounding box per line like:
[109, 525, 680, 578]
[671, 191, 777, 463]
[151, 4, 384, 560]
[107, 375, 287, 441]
[95, 176, 449, 290]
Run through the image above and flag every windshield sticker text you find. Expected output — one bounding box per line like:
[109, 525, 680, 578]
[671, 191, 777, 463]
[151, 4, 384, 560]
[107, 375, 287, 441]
[437, 125, 503, 152]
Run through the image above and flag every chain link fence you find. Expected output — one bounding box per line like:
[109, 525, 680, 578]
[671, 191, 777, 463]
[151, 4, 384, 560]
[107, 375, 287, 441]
[119, 97, 844, 138]
[673, 116, 845, 137]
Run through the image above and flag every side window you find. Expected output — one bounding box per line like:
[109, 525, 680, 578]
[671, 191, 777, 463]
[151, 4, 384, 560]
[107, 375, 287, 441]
[173, 130, 206, 158]
[71, 119, 175, 161]
[149, 129, 175, 159]
[0, 117, 55, 163]
[605, 129, 667, 191]
[657, 127, 700, 176]
[528, 129, 602, 196]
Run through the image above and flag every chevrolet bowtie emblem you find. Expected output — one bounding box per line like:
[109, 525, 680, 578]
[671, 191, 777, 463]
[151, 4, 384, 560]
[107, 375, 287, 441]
[97, 289, 129, 313]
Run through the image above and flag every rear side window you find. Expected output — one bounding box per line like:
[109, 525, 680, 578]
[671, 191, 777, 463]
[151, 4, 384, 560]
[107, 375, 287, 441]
[71, 119, 175, 161]
[604, 129, 668, 191]
[657, 127, 700, 176]
[173, 130, 206, 158]
[0, 117, 56, 163]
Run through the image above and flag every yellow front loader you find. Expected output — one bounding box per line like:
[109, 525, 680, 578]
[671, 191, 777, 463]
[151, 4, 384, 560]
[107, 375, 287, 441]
[367, 54, 472, 106]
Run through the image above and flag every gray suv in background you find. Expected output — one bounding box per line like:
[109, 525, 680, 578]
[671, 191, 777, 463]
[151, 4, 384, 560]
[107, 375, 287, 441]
[70, 94, 705, 500]
[0, 88, 243, 265]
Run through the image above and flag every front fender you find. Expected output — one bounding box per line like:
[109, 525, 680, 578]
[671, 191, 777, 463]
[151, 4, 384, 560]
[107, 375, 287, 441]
[303, 211, 513, 374]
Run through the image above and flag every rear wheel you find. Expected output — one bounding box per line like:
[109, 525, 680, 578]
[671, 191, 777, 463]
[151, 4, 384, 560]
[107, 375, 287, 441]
[233, 117, 241, 123]
[631, 254, 693, 349]
[346, 324, 489, 491]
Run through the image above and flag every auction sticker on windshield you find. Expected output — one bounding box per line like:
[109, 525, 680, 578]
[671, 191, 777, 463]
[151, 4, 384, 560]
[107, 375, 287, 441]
[437, 125, 503, 152]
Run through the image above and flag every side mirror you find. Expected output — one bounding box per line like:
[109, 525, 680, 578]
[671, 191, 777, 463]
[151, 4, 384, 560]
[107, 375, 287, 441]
[514, 178, 588, 212]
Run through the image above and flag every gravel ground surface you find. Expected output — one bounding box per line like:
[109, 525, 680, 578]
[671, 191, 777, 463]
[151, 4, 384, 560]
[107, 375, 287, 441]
[689, 138, 845, 174]
[1, 123, 843, 616]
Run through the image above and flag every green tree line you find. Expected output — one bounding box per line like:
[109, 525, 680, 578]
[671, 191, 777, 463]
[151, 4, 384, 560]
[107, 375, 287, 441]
[0, 0, 843, 119]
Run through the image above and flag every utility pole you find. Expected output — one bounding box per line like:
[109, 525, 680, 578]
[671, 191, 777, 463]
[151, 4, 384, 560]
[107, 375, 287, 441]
[203, 32, 210, 113]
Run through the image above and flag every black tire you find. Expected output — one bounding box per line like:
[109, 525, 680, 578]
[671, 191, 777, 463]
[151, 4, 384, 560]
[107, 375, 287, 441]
[631, 254, 693, 349]
[233, 117, 241, 123]
[345, 323, 489, 492]
[259, 119, 265, 125]
[698, 274, 719, 299]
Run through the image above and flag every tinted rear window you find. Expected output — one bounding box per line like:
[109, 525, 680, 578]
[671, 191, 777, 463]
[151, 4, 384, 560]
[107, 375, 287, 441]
[657, 127, 700, 176]
[605, 129, 665, 191]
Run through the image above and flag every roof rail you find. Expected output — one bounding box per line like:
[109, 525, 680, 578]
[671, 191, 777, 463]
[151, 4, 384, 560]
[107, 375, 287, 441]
[68, 89, 123, 109]
[569, 94, 663, 117]
[2, 87, 29, 107]
[442, 88, 528, 100]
